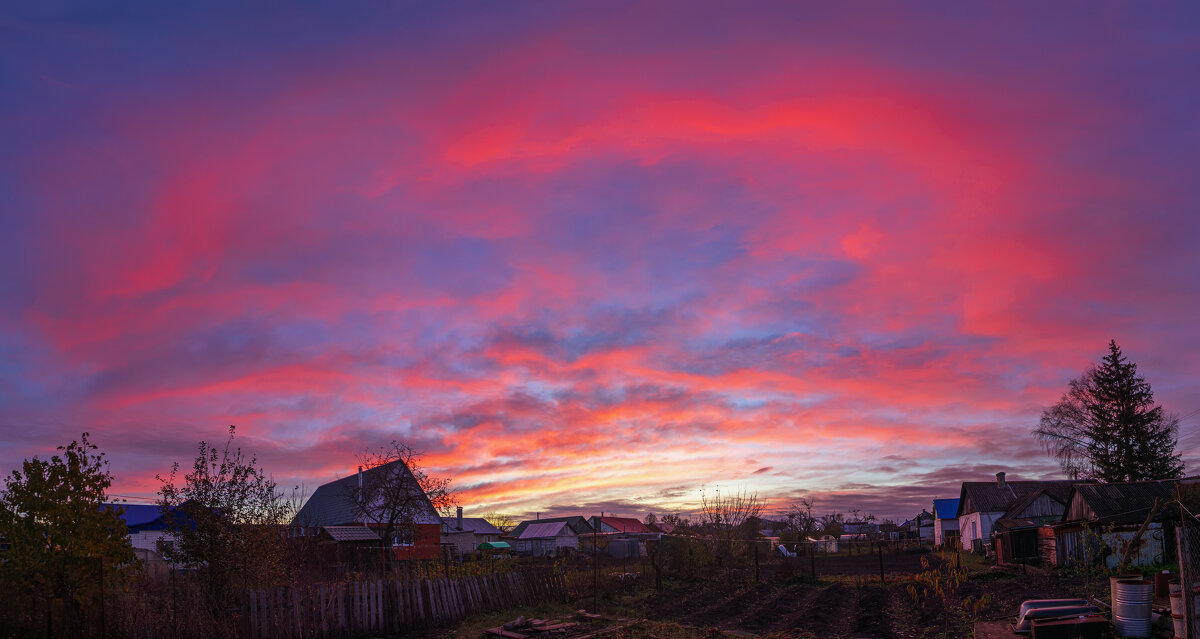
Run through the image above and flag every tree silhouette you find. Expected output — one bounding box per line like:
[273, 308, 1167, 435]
[1034, 340, 1184, 481]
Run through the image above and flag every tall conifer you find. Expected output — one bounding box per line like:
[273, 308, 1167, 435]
[1035, 340, 1184, 481]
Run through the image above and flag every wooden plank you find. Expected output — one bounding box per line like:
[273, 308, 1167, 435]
[375, 580, 383, 630]
[414, 578, 424, 626]
[436, 578, 447, 622]
[261, 589, 271, 639]
[248, 590, 258, 639]
[358, 581, 365, 631]
[401, 579, 408, 630]
[271, 586, 281, 639]
[336, 583, 344, 633]
[538, 622, 579, 631]
[317, 584, 326, 638]
[400, 578, 410, 629]
[484, 627, 530, 639]
[292, 585, 302, 639]
[471, 576, 483, 612]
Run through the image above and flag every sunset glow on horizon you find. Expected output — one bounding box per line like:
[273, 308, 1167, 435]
[3, 2, 1200, 522]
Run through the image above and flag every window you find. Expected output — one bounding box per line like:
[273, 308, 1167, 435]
[392, 526, 415, 547]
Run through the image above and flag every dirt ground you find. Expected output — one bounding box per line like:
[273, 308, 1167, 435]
[639, 567, 1092, 639]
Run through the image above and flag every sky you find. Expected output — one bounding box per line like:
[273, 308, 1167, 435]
[2, 2, 1200, 523]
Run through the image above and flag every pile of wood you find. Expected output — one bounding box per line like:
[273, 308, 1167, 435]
[485, 616, 580, 639]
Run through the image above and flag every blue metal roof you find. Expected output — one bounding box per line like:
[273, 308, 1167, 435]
[102, 503, 166, 529]
[102, 502, 199, 531]
[933, 498, 960, 520]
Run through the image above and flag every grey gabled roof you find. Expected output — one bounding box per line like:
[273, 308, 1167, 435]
[957, 480, 1079, 517]
[509, 516, 592, 538]
[441, 517, 503, 535]
[294, 460, 440, 527]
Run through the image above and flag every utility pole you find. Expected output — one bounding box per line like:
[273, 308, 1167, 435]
[593, 512, 600, 615]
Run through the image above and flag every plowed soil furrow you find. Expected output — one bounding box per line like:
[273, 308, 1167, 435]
[850, 585, 898, 638]
[679, 583, 772, 628]
[752, 584, 824, 635]
[731, 582, 809, 633]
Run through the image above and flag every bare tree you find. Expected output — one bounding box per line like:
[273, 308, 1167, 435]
[347, 441, 455, 570]
[784, 497, 819, 539]
[698, 486, 763, 533]
[481, 511, 515, 534]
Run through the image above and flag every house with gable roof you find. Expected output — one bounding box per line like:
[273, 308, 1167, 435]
[512, 520, 579, 557]
[589, 515, 651, 534]
[294, 460, 443, 560]
[932, 498, 959, 547]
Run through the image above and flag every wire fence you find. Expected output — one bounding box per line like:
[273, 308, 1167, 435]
[1177, 480, 1200, 639]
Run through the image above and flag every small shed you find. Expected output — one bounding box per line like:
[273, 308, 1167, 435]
[1051, 480, 1178, 568]
[993, 490, 1067, 565]
[513, 521, 578, 557]
[808, 535, 838, 553]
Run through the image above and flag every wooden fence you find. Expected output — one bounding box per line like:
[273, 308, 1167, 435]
[241, 569, 567, 639]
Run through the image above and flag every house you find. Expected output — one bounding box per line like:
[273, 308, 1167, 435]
[102, 501, 199, 577]
[512, 521, 578, 557]
[294, 461, 442, 560]
[956, 473, 1077, 553]
[508, 516, 593, 539]
[589, 515, 651, 534]
[102, 502, 186, 554]
[899, 511, 935, 541]
[842, 521, 878, 536]
[991, 489, 1068, 565]
[1048, 479, 1178, 569]
[915, 510, 935, 541]
[441, 507, 503, 558]
[808, 534, 838, 552]
[932, 498, 959, 547]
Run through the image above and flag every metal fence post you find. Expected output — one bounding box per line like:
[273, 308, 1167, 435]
[877, 542, 885, 584]
[1181, 530, 1195, 639]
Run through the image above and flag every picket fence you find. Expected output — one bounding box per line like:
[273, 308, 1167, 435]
[241, 570, 567, 639]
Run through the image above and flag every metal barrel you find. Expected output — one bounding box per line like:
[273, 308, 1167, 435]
[1113, 579, 1154, 638]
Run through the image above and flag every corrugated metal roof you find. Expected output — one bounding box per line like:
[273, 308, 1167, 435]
[598, 516, 649, 533]
[510, 516, 592, 538]
[519, 521, 572, 539]
[1068, 480, 1177, 525]
[932, 499, 959, 520]
[323, 526, 381, 542]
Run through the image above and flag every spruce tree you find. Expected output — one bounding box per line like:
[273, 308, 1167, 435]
[1034, 340, 1184, 482]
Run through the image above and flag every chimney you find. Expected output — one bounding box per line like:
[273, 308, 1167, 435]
[536, 512, 539, 520]
[358, 465, 363, 490]
[457, 506, 463, 531]
[995, 471, 1006, 488]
